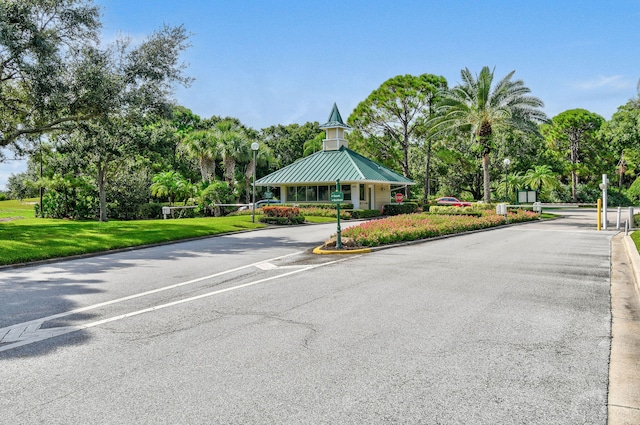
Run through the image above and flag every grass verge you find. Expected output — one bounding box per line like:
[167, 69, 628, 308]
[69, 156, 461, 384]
[0, 214, 264, 266]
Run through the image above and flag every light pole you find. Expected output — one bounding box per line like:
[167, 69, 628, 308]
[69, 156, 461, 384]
[503, 158, 511, 203]
[251, 142, 259, 223]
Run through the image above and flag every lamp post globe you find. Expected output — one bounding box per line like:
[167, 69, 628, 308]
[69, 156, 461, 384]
[503, 158, 511, 203]
[251, 143, 259, 223]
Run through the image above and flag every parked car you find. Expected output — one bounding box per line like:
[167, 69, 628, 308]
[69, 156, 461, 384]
[435, 197, 472, 207]
[239, 199, 281, 211]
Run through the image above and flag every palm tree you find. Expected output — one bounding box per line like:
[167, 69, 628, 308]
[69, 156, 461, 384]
[217, 120, 249, 189]
[523, 165, 561, 197]
[150, 171, 186, 206]
[433, 66, 547, 203]
[241, 143, 275, 203]
[180, 129, 219, 183]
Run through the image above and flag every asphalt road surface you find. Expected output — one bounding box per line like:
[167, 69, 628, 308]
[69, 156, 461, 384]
[0, 210, 614, 424]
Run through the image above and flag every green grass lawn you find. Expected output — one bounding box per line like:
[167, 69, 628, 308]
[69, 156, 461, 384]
[0, 200, 350, 265]
[0, 200, 266, 265]
[0, 198, 37, 219]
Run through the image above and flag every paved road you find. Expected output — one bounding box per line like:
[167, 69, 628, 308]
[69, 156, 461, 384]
[0, 210, 614, 424]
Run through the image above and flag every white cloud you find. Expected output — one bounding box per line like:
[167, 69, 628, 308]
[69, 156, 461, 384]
[573, 75, 635, 91]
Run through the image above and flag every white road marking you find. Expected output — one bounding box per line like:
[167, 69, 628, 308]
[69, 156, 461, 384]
[0, 254, 359, 352]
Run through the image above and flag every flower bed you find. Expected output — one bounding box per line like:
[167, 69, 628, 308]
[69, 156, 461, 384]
[341, 210, 538, 247]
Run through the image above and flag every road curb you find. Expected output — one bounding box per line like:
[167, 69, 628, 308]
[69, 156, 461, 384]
[623, 233, 640, 295]
[608, 233, 640, 424]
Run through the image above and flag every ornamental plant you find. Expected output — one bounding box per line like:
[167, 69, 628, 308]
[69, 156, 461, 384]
[260, 206, 304, 225]
[342, 210, 538, 247]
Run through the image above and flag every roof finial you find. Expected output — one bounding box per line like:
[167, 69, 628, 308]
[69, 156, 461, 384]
[320, 103, 351, 129]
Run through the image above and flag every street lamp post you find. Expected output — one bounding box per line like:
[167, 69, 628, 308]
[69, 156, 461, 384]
[251, 142, 259, 223]
[503, 158, 511, 203]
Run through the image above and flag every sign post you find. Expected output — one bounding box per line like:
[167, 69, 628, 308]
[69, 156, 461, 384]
[331, 180, 344, 249]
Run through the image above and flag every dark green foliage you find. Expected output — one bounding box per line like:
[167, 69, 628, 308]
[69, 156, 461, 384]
[38, 177, 97, 219]
[627, 177, 640, 204]
[105, 165, 153, 220]
[381, 202, 420, 216]
[199, 181, 236, 216]
[259, 216, 305, 225]
[137, 203, 164, 219]
[260, 122, 322, 170]
[349, 209, 382, 219]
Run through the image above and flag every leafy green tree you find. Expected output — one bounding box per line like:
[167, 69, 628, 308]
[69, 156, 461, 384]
[434, 133, 483, 200]
[598, 101, 640, 189]
[260, 122, 322, 170]
[303, 132, 325, 157]
[348, 74, 447, 182]
[432, 66, 547, 203]
[541, 109, 604, 202]
[0, 0, 101, 148]
[347, 129, 403, 173]
[65, 25, 191, 221]
[200, 181, 235, 217]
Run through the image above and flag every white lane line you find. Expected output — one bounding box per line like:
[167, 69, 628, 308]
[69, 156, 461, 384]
[1, 251, 304, 332]
[0, 254, 359, 352]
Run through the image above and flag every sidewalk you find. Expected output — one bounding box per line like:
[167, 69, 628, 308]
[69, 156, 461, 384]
[609, 233, 640, 424]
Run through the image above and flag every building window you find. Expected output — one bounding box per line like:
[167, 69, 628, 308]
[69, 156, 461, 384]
[360, 184, 365, 201]
[306, 186, 317, 202]
[318, 186, 329, 201]
[342, 184, 351, 201]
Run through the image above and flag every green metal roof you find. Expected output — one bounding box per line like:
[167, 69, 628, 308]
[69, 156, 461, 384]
[255, 146, 415, 186]
[320, 103, 351, 130]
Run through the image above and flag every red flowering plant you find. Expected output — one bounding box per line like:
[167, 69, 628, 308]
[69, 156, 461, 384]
[341, 210, 538, 247]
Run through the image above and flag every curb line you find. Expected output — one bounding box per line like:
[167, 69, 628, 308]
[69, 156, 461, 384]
[623, 233, 640, 295]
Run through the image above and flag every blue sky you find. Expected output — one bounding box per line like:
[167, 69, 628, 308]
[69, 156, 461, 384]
[2, 0, 639, 189]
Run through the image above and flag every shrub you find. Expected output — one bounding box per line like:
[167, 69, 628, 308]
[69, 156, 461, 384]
[350, 209, 382, 219]
[382, 202, 420, 216]
[289, 203, 354, 210]
[260, 206, 305, 225]
[137, 203, 164, 219]
[260, 216, 305, 225]
[0, 193, 6, 201]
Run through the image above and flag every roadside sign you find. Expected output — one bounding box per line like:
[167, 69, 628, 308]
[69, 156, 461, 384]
[330, 191, 344, 203]
[395, 193, 404, 203]
[264, 191, 273, 199]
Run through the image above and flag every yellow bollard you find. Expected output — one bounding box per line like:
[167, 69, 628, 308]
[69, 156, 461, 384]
[597, 198, 602, 231]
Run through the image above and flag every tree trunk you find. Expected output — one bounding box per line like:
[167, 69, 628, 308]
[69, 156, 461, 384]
[482, 153, 491, 203]
[424, 139, 432, 201]
[224, 158, 235, 188]
[97, 164, 108, 222]
[570, 138, 579, 202]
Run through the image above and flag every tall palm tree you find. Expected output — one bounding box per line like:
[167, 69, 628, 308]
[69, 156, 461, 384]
[180, 129, 219, 182]
[433, 66, 547, 203]
[242, 143, 275, 203]
[217, 120, 249, 189]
